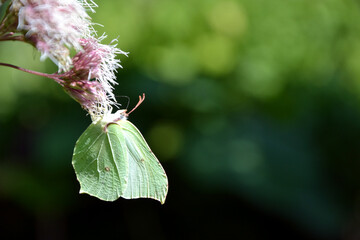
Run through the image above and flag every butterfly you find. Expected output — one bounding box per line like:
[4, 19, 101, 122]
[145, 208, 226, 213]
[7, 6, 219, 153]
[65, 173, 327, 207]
[72, 94, 168, 204]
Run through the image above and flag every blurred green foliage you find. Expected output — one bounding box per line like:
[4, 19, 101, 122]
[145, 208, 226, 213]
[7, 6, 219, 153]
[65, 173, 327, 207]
[1, 0, 360, 239]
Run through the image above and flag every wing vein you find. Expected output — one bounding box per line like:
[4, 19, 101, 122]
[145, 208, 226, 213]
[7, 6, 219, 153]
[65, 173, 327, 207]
[106, 131, 122, 196]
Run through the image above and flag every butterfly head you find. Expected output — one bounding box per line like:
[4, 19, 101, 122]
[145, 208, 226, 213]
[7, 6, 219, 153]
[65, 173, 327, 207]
[98, 94, 145, 131]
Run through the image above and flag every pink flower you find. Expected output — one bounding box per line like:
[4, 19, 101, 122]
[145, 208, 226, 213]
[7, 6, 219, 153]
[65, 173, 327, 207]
[12, 0, 96, 72]
[61, 37, 128, 120]
[63, 80, 109, 118]
[4, 1, 128, 120]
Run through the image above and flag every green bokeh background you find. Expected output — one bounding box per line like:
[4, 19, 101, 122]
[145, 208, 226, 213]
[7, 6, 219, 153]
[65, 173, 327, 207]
[1, 0, 360, 239]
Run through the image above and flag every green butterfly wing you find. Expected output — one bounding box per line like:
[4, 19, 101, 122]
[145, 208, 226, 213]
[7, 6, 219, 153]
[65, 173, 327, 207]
[72, 122, 129, 201]
[72, 119, 168, 204]
[119, 120, 168, 204]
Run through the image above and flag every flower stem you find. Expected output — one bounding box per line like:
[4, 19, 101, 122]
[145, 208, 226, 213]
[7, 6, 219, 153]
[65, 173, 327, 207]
[0, 62, 64, 84]
[0, 32, 26, 42]
[0, 35, 25, 41]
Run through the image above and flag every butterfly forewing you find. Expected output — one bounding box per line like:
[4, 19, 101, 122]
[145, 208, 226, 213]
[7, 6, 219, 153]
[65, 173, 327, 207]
[72, 122, 129, 201]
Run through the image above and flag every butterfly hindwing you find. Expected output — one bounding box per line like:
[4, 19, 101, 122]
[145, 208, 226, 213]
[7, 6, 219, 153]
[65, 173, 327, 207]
[118, 120, 168, 204]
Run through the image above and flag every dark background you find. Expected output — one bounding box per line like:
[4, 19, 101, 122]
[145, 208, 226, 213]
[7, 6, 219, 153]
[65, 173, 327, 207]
[1, 0, 360, 239]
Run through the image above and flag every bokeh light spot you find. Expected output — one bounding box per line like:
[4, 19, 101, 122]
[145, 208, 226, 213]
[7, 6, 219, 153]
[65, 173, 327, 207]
[155, 45, 198, 85]
[229, 139, 263, 175]
[207, 0, 247, 38]
[147, 122, 184, 161]
[194, 34, 236, 75]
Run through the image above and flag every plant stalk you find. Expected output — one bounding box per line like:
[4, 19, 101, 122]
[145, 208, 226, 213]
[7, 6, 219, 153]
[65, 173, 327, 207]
[0, 62, 64, 84]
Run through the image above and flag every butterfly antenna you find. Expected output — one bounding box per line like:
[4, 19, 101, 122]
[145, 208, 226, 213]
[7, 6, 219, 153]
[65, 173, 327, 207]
[116, 95, 130, 109]
[125, 96, 130, 110]
[127, 93, 145, 115]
